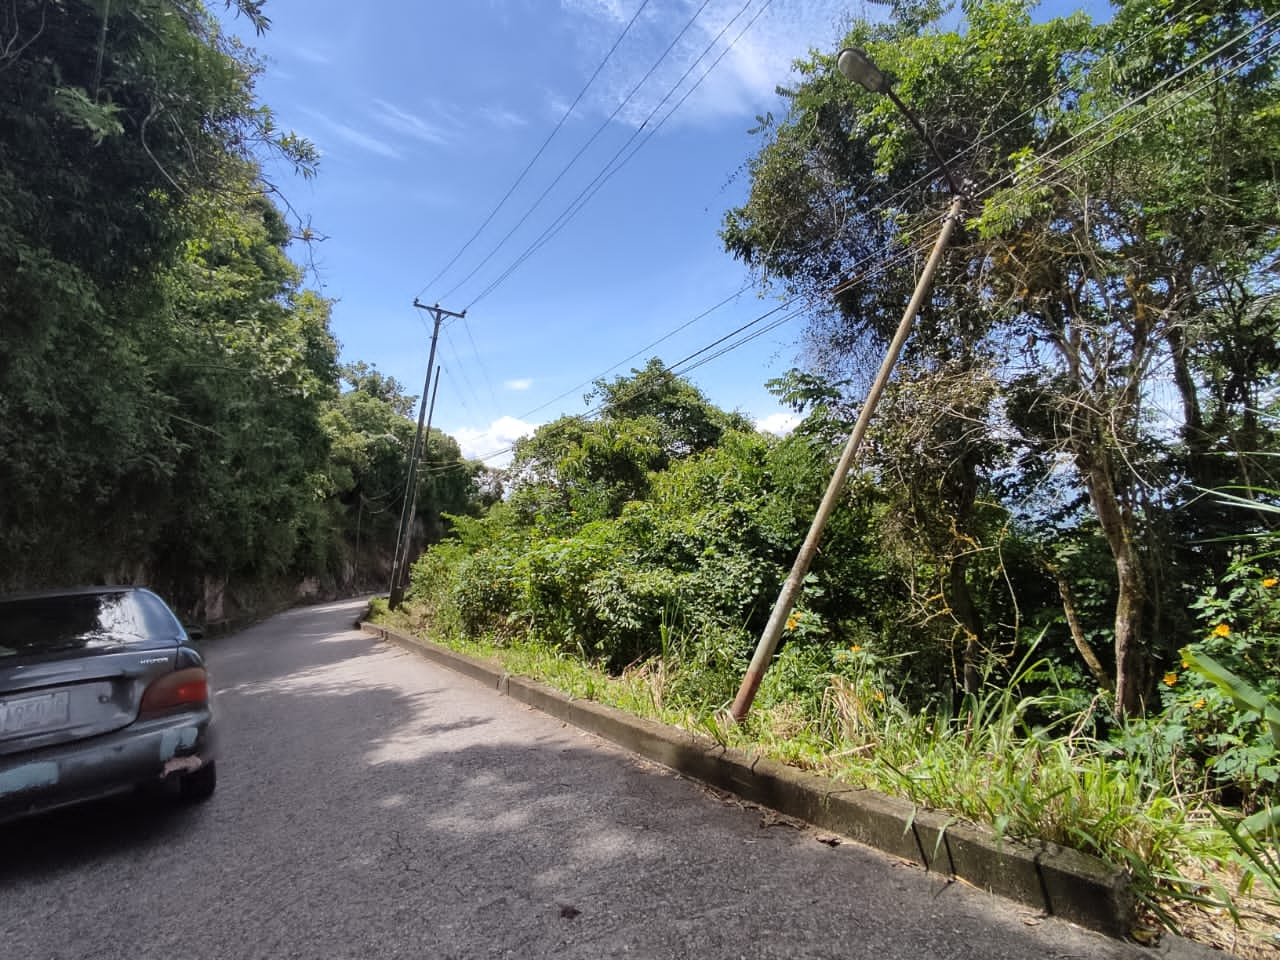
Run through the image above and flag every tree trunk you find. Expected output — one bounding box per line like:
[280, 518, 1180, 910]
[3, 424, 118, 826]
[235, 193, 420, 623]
[1053, 568, 1114, 693]
[1077, 450, 1147, 717]
[948, 551, 985, 696]
[947, 448, 985, 696]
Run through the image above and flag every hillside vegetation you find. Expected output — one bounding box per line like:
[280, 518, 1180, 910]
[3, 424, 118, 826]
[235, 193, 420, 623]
[0, 0, 487, 618]
[3, 0, 1275, 950]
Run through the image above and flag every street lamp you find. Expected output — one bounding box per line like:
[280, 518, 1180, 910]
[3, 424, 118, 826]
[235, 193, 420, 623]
[838, 48, 962, 196]
[728, 48, 968, 722]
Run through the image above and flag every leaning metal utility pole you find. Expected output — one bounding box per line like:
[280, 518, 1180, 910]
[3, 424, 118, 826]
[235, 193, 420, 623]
[729, 48, 967, 722]
[388, 299, 465, 609]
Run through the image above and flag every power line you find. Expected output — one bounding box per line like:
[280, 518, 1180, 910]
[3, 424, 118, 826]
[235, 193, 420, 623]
[455, 205, 972, 466]
[971, 9, 1280, 203]
[459, 226, 940, 466]
[435, 0, 1122, 433]
[771, 6, 1280, 306]
[514, 282, 754, 422]
[1035, 36, 1280, 183]
[415, 0, 654, 299]
[436, 0, 720, 303]
[461, 314, 500, 412]
[426, 4, 1205, 430]
[677, 228, 947, 378]
[441, 9, 1278, 467]
[460, 26, 1277, 466]
[439, 327, 485, 415]
[842, 1, 1228, 217]
[459, 0, 1209, 311]
[730, 2, 1259, 290]
[462, 0, 774, 310]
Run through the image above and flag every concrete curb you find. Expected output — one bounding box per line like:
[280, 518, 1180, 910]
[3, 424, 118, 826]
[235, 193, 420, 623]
[362, 620, 1136, 939]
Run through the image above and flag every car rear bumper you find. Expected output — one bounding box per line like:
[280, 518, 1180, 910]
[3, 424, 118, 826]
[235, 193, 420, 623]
[0, 708, 214, 824]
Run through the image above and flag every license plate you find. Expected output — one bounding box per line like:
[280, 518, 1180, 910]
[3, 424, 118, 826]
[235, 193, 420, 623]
[0, 690, 71, 738]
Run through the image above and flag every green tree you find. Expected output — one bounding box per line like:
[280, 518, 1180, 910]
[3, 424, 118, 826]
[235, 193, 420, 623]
[0, 0, 342, 614]
[590, 357, 754, 459]
[722, 0, 1280, 716]
[146, 190, 339, 605]
[324, 363, 485, 586]
[507, 361, 748, 526]
[508, 416, 667, 525]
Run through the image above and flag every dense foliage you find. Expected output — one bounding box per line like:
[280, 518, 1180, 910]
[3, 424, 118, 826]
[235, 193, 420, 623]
[0, 0, 484, 616]
[406, 359, 1280, 944]
[720, 0, 1280, 717]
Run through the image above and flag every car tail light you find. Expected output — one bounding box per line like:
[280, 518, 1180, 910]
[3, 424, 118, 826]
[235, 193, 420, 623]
[139, 667, 209, 718]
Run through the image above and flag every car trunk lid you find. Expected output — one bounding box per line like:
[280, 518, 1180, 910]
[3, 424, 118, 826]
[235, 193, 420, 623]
[0, 591, 185, 755]
[0, 647, 178, 755]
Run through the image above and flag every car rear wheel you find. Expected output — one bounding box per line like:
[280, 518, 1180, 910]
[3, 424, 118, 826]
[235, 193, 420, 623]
[179, 760, 217, 802]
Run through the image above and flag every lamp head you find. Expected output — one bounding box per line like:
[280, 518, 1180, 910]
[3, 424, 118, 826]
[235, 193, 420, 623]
[837, 47, 889, 94]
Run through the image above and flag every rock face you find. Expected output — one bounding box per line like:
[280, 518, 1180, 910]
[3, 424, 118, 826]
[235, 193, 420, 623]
[204, 576, 226, 623]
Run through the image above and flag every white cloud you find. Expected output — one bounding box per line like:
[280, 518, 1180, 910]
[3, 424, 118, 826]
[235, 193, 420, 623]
[560, 0, 854, 127]
[453, 416, 539, 466]
[291, 46, 333, 65]
[546, 92, 577, 121]
[560, 0, 634, 22]
[303, 109, 401, 158]
[482, 106, 530, 129]
[371, 99, 454, 146]
[755, 411, 800, 436]
[504, 378, 534, 391]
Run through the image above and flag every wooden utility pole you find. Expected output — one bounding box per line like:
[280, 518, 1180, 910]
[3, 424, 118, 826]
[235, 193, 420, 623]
[388, 300, 465, 609]
[396, 364, 442, 600]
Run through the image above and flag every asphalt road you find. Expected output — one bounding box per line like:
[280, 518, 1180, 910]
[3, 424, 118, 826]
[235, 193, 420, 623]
[1, 598, 1173, 959]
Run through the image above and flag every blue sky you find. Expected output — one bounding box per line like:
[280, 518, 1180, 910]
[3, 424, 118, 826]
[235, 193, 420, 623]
[227, 0, 1105, 465]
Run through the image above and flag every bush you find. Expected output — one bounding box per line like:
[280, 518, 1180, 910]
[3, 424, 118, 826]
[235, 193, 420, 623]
[1164, 554, 1280, 803]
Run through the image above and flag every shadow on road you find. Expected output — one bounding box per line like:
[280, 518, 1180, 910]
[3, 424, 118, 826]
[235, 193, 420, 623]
[0, 599, 1146, 960]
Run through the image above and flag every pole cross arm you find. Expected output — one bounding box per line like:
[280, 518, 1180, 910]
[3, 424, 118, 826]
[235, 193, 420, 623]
[412, 298, 467, 320]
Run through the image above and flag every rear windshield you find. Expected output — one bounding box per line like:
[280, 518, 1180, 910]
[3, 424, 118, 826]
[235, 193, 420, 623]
[0, 592, 178, 658]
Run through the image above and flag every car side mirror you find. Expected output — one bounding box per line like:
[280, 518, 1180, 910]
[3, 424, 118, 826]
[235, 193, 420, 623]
[184, 624, 206, 642]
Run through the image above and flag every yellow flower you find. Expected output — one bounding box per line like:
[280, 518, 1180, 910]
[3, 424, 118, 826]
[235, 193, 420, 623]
[851, 644, 862, 654]
[785, 616, 798, 631]
[1193, 698, 1207, 710]
[1212, 623, 1231, 638]
[1163, 672, 1178, 687]
[874, 690, 885, 702]
[1264, 577, 1278, 588]
[1181, 659, 1189, 669]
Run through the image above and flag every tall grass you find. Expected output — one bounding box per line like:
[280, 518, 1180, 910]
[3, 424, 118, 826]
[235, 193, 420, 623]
[739, 648, 1208, 900]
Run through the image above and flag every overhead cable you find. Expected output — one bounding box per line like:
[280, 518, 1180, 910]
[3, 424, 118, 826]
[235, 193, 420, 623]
[436, 0, 719, 303]
[463, 0, 774, 309]
[415, 0, 654, 298]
